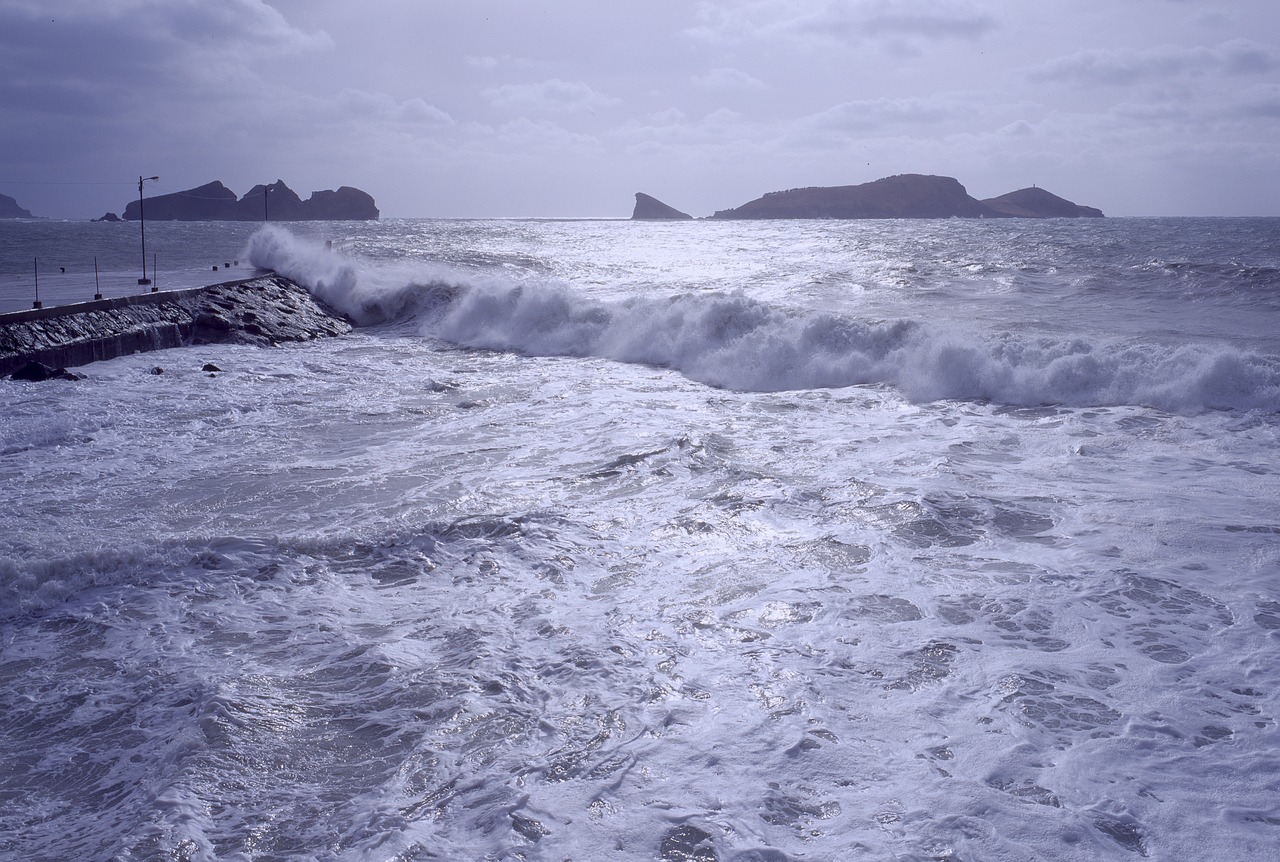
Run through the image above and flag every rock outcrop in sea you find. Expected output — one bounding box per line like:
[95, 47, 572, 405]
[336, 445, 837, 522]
[711, 174, 995, 220]
[631, 193, 693, 220]
[1, 275, 352, 378]
[668, 173, 1104, 220]
[0, 192, 36, 219]
[980, 186, 1104, 218]
[121, 180, 379, 221]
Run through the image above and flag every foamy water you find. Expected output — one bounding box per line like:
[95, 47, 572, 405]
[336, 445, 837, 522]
[2, 218, 1278, 860]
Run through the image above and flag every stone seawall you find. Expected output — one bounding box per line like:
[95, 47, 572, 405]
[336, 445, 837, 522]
[0, 274, 352, 377]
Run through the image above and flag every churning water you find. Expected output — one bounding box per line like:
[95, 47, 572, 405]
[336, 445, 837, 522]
[2, 217, 1278, 860]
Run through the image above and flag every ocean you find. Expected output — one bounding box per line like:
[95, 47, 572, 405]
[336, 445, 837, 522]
[1, 216, 1278, 861]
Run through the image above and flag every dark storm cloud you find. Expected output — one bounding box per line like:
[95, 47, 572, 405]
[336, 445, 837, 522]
[0, 0, 329, 126]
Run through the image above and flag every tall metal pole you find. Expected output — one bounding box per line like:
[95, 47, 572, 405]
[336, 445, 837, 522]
[138, 176, 148, 286]
[33, 257, 41, 309]
[264, 183, 269, 221]
[138, 175, 159, 287]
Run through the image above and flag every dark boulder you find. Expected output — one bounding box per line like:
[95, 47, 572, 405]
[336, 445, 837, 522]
[10, 360, 83, 381]
[11, 360, 53, 381]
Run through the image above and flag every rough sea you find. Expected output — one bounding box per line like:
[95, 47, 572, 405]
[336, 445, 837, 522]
[2, 216, 1278, 861]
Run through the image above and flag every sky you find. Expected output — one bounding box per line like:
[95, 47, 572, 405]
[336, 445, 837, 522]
[2, 0, 1279, 219]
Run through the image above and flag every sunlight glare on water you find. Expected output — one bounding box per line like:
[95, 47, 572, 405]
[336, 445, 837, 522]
[1, 217, 1278, 861]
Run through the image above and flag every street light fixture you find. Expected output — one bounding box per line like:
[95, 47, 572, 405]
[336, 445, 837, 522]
[138, 175, 159, 287]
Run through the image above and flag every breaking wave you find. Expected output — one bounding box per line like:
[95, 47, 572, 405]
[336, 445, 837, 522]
[247, 226, 1280, 413]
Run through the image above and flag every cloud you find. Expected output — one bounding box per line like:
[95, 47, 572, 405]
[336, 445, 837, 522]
[490, 117, 604, 153]
[1030, 39, 1278, 87]
[335, 89, 454, 126]
[1231, 83, 1280, 119]
[482, 78, 620, 114]
[997, 119, 1035, 137]
[687, 0, 996, 45]
[692, 67, 767, 90]
[790, 0, 997, 41]
[803, 94, 965, 133]
[0, 0, 331, 112]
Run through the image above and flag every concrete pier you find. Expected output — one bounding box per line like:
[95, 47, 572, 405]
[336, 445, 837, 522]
[1, 274, 352, 377]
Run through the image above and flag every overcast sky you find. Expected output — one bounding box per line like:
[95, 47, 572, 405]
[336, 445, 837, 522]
[2, 0, 1278, 219]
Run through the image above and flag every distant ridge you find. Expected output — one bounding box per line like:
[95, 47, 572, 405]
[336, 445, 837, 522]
[0, 192, 36, 219]
[665, 174, 1103, 220]
[122, 180, 378, 221]
[632, 193, 693, 220]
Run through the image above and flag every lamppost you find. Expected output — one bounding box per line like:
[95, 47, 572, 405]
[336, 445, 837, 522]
[138, 175, 159, 287]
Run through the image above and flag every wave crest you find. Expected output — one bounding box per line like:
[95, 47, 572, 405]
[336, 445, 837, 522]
[246, 226, 1280, 413]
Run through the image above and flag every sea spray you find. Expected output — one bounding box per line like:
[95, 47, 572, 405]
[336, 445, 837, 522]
[246, 226, 1280, 412]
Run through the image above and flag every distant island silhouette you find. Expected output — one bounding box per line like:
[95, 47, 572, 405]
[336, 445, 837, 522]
[0, 192, 37, 219]
[103, 180, 379, 222]
[631, 192, 693, 220]
[634, 174, 1104, 220]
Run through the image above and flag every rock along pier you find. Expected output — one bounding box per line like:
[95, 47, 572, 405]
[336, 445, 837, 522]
[0, 274, 352, 378]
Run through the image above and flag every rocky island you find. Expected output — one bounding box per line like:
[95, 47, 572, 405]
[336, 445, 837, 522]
[0, 192, 37, 219]
[631, 193, 693, 220]
[121, 180, 378, 221]
[980, 186, 1104, 218]
[637, 174, 1104, 221]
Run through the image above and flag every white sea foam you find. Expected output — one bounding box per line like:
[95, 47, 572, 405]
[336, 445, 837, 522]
[246, 226, 1280, 412]
[4, 219, 1278, 861]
